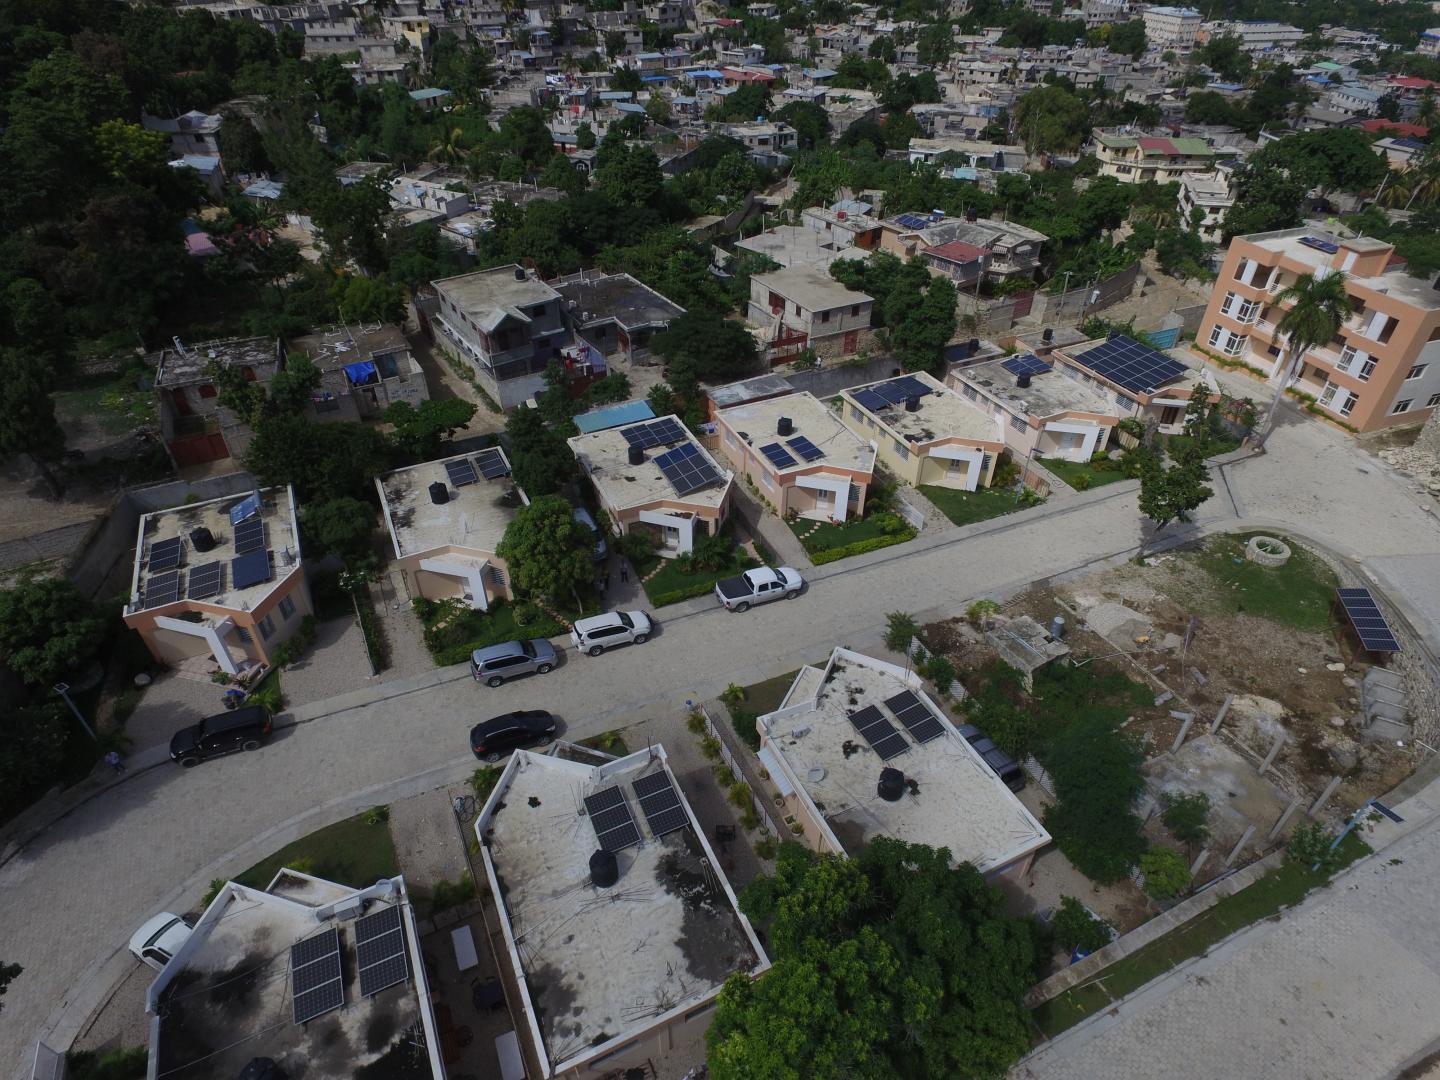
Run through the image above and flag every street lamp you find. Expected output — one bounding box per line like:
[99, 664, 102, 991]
[53, 683, 98, 742]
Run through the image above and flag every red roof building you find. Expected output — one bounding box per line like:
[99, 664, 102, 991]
[1359, 118, 1430, 139]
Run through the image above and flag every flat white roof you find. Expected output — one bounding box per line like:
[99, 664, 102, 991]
[476, 747, 767, 1075]
[955, 358, 1121, 421]
[760, 648, 1050, 874]
[717, 391, 876, 475]
[846, 370, 1003, 444]
[567, 415, 732, 511]
[752, 266, 873, 311]
[376, 448, 522, 559]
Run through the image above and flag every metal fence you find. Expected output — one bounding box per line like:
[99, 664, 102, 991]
[698, 704, 785, 838]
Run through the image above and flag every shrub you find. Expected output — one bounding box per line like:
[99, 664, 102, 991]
[1160, 790, 1211, 845]
[755, 834, 778, 859]
[245, 672, 284, 714]
[687, 710, 708, 735]
[428, 873, 476, 917]
[365, 804, 390, 826]
[513, 601, 541, 627]
[1072, 472, 1093, 491]
[727, 705, 762, 751]
[919, 653, 956, 696]
[966, 599, 1001, 625]
[471, 765, 502, 800]
[1116, 416, 1146, 440]
[739, 806, 761, 830]
[728, 780, 753, 809]
[1043, 716, 1147, 884]
[650, 580, 724, 606]
[269, 615, 319, 669]
[992, 456, 1020, 487]
[1287, 820, 1343, 874]
[720, 682, 746, 706]
[66, 1046, 148, 1080]
[1051, 895, 1113, 954]
[869, 510, 909, 535]
[700, 735, 723, 760]
[201, 878, 227, 907]
[809, 529, 915, 564]
[1139, 847, 1191, 899]
[1018, 487, 1044, 507]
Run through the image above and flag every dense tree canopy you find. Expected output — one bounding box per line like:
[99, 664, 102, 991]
[495, 494, 594, 611]
[0, 579, 107, 688]
[707, 838, 1042, 1080]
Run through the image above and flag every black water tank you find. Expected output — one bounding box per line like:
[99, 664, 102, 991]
[1017, 373, 1032, 389]
[190, 527, 216, 553]
[429, 481, 448, 505]
[628, 444, 645, 466]
[777, 416, 793, 436]
[968, 337, 979, 351]
[877, 768, 905, 802]
[513, 266, 526, 280]
[590, 849, 619, 888]
[904, 396, 921, 412]
[1107, 330, 1120, 341]
[966, 207, 978, 222]
[1042, 327, 1054, 343]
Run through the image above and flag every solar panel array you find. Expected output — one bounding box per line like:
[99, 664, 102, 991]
[884, 690, 945, 744]
[148, 537, 183, 573]
[1337, 588, 1401, 652]
[584, 786, 641, 851]
[787, 435, 824, 461]
[291, 928, 344, 1024]
[445, 458, 478, 487]
[229, 493, 260, 527]
[475, 447, 509, 479]
[852, 375, 930, 412]
[760, 442, 798, 469]
[144, 570, 182, 609]
[234, 518, 265, 555]
[355, 905, 410, 998]
[187, 561, 223, 600]
[231, 549, 272, 590]
[1001, 354, 1052, 378]
[1300, 235, 1340, 254]
[1072, 336, 1188, 394]
[894, 213, 932, 229]
[632, 771, 690, 838]
[847, 705, 908, 761]
[655, 442, 722, 496]
[621, 417, 686, 449]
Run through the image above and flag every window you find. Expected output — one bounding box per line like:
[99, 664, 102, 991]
[257, 615, 275, 640]
[947, 457, 966, 474]
[794, 301, 802, 315]
[1427, 393, 1440, 407]
[849, 405, 863, 422]
[1116, 393, 1136, 411]
[1392, 399, 1414, 414]
[850, 304, 860, 317]
[961, 384, 978, 401]
[820, 310, 830, 324]
[278, 595, 296, 621]
[1407, 364, 1427, 380]
[1338, 390, 1358, 416]
[234, 626, 253, 644]
[1359, 357, 1377, 380]
[198, 384, 218, 399]
[892, 439, 910, 460]
[1010, 414, 1027, 433]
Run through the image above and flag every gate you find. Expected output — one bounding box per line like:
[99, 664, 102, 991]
[169, 431, 230, 466]
[1009, 289, 1035, 319]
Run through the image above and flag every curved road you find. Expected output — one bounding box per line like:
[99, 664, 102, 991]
[2, 411, 1439, 1075]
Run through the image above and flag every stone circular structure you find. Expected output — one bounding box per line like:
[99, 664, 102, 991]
[1245, 535, 1292, 567]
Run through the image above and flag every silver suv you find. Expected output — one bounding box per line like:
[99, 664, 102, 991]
[470, 638, 558, 687]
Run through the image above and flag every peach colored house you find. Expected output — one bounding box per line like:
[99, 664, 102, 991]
[122, 487, 312, 678]
[1048, 334, 1209, 435]
[568, 416, 734, 557]
[947, 357, 1121, 462]
[376, 447, 525, 609]
[1197, 229, 1440, 432]
[714, 391, 876, 521]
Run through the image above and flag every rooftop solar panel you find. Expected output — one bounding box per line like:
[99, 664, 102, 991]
[1072, 336, 1188, 394]
[655, 441, 721, 496]
[358, 952, 410, 998]
[294, 952, 342, 994]
[787, 435, 824, 461]
[186, 561, 223, 600]
[475, 447, 509, 479]
[760, 442, 798, 469]
[354, 904, 403, 944]
[144, 570, 182, 609]
[293, 982, 344, 1024]
[1300, 235, 1340, 254]
[229, 493, 260, 526]
[631, 773, 688, 837]
[874, 375, 930, 405]
[621, 417, 686, 449]
[645, 804, 691, 837]
[291, 928, 340, 968]
[445, 458, 478, 487]
[632, 772, 676, 800]
[234, 518, 265, 554]
[895, 213, 931, 229]
[1001, 354, 1052, 378]
[848, 705, 909, 761]
[597, 820, 642, 852]
[1337, 588, 1401, 652]
[357, 929, 404, 969]
[148, 537, 183, 572]
[584, 786, 625, 814]
[231, 549, 272, 590]
[852, 388, 889, 412]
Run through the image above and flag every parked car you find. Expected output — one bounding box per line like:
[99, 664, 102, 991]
[470, 710, 558, 761]
[471, 638, 558, 687]
[955, 723, 1026, 791]
[571, 610, 652, 655]
[129, 912, 194, 970]
[572, 506, 608, 562]
[169, 705, 273, 768]
[714, 566, 804, 612]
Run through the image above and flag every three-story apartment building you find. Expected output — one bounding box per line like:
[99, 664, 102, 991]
[1197, 229, 1440, 432]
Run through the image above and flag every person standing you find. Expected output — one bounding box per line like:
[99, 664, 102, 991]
[104, 750, 126, 775]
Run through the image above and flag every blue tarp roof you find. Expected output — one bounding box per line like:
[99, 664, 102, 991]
[410, 87, 450, 100]
[641, 74, 672, 81]
[344, 360, 379, 385]
[574, 399, 656, 433]
[691, 69, 726, 78]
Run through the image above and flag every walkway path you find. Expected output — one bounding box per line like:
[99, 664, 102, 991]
[2, 401, 1439, 1076]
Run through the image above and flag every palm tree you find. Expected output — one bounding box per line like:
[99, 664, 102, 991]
[1256, 271, 1356, 446]
[1403, 144, 1440, 209]
[427, 126, 468, 164]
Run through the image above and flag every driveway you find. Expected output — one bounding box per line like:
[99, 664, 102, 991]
[3, 406, 1440, 1076]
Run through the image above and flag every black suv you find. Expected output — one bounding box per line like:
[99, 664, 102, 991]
[170, 705, 274, 768]
[470, 710, 558, 762]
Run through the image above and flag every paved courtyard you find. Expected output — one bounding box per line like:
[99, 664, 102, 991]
[2, 404, 1440, 1078]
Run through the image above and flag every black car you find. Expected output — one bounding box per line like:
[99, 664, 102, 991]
[470, 710, 557, 762]
[169, 705, 273, 768]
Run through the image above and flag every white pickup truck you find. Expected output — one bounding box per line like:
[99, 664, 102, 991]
[714, 566, 804, 612]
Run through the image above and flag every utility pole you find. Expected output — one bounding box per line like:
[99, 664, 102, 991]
[53, 683, 98, 742]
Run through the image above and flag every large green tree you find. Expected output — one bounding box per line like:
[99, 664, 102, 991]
[504, 405, 576, 496]
[1013, 83, 1091, 154]
[0, 349, 67, 496]
[651, 311, 760, 380]
[245, 414, 392, 502]
[383, 398, 478, 460]
[707, 838, 1041, 1079]
[1257, 270, 1356, 443]
[0, 579, 107, 687]
[299, 496, 377, 566]
[495, 494, 594, 611]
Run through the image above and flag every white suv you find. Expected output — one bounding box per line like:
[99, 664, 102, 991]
[571, 610, 652, 656]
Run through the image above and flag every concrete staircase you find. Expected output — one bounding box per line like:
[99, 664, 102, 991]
[1361, 667, 1411, 743]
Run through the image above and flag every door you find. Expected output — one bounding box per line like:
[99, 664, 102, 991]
[1160, 405, 1181, 426]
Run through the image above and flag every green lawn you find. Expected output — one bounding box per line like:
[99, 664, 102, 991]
[735, 669, 805, 716]
[1037, 457, 1129, 491]
[1032, 833, 1370, 1039]
[919, 484, 1041, 527]
[235, 811, 399, 891]
[1189, 533, 1340, 632]
[787, 513, 916, 563]
[637, 546, 760, 606]
[1162, 431, 1242, 460]
[417, 598, 570, 666]
[579, 730, 631, 756]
